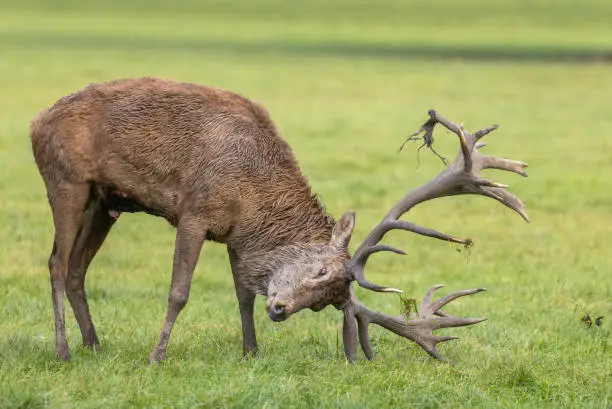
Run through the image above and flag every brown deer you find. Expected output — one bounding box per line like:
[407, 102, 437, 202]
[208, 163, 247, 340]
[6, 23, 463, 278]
[30, 77, 528, 363]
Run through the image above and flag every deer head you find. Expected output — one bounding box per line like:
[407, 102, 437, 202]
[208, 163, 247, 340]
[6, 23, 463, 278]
[263, 212, 356, 321]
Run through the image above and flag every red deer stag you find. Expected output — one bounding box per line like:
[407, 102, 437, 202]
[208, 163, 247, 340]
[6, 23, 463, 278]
[30, 78, 528, 363]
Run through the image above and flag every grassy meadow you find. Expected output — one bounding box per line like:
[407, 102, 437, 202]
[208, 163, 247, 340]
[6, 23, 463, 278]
[1, 0, 611, 407]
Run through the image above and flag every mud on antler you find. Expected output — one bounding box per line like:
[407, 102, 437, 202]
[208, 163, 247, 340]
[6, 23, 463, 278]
[342, 109, 529, 362]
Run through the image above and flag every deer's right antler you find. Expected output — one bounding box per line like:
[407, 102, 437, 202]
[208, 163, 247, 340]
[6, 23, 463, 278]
[343, 110, 529, 362]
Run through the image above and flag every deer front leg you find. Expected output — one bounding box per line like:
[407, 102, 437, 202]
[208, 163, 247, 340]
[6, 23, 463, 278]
[228, 249, 258, 357]
[149, 217, 207, 363]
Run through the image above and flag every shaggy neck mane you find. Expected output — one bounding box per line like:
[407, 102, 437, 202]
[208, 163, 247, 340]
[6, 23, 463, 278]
[232, 172, 336, 294]
[242, 173, 335, 251]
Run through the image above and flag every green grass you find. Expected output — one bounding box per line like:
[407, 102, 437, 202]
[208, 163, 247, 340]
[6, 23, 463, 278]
[1, 0, 611, 407]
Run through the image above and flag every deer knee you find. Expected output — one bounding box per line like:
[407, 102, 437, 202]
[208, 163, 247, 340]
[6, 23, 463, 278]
[65, 273, 85, 297]
[48, 252, 65, 280]
[168, 289, 189, 311]
[48, 253, 57, 273]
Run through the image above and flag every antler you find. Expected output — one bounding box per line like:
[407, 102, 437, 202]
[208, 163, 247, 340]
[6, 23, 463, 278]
[346, 109, 528, 292]
[343, 285, 486, 362]
[342, 110, 529, 362]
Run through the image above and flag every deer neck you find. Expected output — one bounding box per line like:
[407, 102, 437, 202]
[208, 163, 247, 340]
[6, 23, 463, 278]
[229, 179, 335, 294]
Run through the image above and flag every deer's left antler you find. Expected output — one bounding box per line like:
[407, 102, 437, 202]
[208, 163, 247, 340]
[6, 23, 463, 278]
[343, 285, 486, 362]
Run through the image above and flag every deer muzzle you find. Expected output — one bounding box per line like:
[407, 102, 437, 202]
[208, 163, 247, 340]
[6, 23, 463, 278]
[266, 295, 292, 322]
[268, 304, 287, 321]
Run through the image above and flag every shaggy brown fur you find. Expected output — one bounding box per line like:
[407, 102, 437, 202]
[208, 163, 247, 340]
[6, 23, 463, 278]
[30, 77, 355, 362]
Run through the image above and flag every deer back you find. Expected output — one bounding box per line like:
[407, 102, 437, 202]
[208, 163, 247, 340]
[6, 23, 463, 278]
[30, 77, 334, 248]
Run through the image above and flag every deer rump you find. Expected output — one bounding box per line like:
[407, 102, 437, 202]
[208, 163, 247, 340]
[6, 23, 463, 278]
[30, 77, 529, 364]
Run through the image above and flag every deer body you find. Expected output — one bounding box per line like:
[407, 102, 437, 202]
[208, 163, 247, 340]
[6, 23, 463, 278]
[31, 77, 332, 246]
[31, 78, 528, 364]
[31, 77, 352, 362]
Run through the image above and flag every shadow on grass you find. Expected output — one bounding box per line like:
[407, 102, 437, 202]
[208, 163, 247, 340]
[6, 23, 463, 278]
[3, 32, 612, 63]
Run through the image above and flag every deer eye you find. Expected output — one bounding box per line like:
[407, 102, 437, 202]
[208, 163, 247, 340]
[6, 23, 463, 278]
[315, 267, 328, 278]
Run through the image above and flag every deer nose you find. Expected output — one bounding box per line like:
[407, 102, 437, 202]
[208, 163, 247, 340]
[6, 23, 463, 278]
[269, 303, 287, 322]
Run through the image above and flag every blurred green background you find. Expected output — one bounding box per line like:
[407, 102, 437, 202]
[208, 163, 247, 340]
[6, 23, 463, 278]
[1, 1, 611, 408]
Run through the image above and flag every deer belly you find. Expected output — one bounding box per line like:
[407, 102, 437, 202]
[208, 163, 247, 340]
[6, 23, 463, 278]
[98, 185, 177, 225]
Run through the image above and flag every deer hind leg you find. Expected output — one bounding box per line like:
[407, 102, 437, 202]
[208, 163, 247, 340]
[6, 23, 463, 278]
[228, 249, 257, 357]
[149, 216, 207, 363]
[47, 182, 91, 361]
[65, 196, 117, 348]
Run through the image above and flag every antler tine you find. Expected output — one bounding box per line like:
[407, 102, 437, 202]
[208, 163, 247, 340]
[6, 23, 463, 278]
[386, 220, 469, 245]
[421, 284, 445, 307]
[427, 287, 487, 315]
[474, 124, 500, 140]
[342, 301, 361, 361]
[361, 244, 406, 257]
[346, 110, 529, 293]
[481, 155, 529, 177]
[342, 286, 486, 363]
[481, 187, 530, 222]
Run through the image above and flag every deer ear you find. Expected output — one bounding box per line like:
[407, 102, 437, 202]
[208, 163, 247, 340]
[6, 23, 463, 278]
[330, 210, 355, 250]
